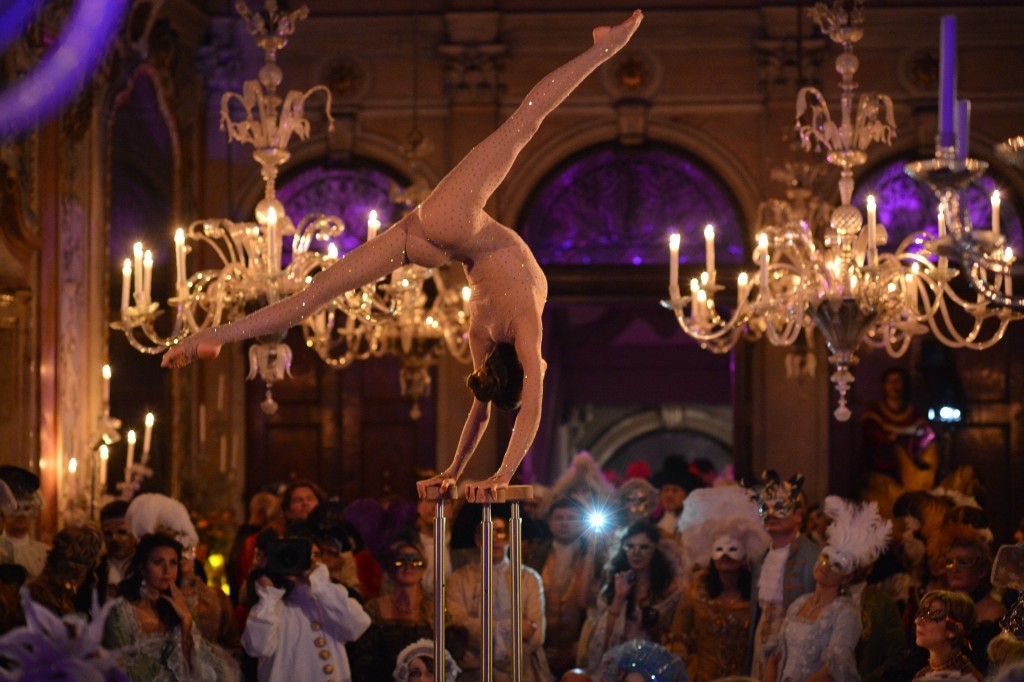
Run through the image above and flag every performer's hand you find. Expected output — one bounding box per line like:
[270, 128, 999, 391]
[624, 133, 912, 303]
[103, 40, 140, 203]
[416, 470, 459, 499]
[161, 338, 221, 369]
[463, 473, 512, 503]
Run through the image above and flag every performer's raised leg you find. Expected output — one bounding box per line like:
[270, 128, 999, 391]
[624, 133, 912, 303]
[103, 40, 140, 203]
[419, 10, 643, 240]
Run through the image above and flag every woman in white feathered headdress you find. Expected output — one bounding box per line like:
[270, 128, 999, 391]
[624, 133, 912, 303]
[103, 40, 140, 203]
[766, 496, 892, 682]
[123, 494, 240, 655]
[663, 485, 768, 681]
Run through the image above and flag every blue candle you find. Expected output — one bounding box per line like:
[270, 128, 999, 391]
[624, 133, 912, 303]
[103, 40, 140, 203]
[938, 15, 957, 148]
[955, 99, 970, 161]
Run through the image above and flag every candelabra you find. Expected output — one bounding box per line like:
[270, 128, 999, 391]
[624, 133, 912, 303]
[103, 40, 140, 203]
[664, 1, 1020, 421]
[74, 365, 154, 518]
[112, 0, 472, 416]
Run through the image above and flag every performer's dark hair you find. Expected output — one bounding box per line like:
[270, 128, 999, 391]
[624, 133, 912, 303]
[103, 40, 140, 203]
[467, 343, 523, 411]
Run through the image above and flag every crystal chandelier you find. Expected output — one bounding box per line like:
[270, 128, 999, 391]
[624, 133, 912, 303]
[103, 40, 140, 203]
[664, 1, 1020, 421]
[113, 0, 471, 417]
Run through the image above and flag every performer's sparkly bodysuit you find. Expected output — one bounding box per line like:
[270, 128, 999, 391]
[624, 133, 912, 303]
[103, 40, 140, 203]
[163, 12, 644, 501]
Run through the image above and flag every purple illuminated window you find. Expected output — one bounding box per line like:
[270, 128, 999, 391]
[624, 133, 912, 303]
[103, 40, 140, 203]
[520, 145, 744, 266]
[276, 164, 405, 256]
[852, 158, 1022, 255]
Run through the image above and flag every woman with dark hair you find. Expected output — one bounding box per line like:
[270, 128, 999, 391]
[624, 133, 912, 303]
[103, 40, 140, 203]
[162, 11, 644, 503]
[665, 486, 767, 682]
[580, 521, 681, 674]
[352, 539, 434, 682]
[103, 533, 240, 681]
[912, 590, 983, 680]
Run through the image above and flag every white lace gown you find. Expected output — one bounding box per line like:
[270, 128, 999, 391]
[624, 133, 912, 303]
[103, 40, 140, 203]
[776, 594, 861, 682]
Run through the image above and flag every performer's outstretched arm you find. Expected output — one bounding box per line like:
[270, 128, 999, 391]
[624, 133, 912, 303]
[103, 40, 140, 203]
[463, 318, 545, 502]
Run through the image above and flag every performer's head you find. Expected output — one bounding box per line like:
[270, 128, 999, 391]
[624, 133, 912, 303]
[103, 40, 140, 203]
[467, 343, 523, 411]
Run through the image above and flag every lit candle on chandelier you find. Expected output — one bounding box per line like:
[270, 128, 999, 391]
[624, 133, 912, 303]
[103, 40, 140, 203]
[992, 190, 1001, 235]
[142, 412, 154, 466]
[125, 429, 136, 481]
[668, 233, 681, 298]
[142, 250, 153, 306]
[757, 233, 770, 291]
[907, 264, 920, 309]
[133, 242, 144, 303]
[689, 278, 700, 322]
[461, 286, 472, 316]
[121, 259, 132, 312]
[704, 224, 716, 282]
[266, 205, 279, 270]
[174, 228, 187, 288]
[866, 195, 878, 264]
[102, 364, 111, 412]
[368, 210, 381, 241]
[99, 444, 109, 487]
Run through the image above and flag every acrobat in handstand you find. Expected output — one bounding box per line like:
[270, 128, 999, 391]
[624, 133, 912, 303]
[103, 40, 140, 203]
[162, 11, 644, 501]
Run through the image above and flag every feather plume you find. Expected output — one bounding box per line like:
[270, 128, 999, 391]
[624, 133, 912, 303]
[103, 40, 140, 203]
[823, 495, 891, 575]
[678, 484, 768, 568]
[125, 493, 199, 548]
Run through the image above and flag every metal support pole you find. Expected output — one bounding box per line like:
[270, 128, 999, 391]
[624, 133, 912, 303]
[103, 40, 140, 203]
[425, 484, 458, 681]
[463, 485, 533, 682]
[510, 500, 523, 682]
[433, 495, 447, 682]
[480, 502, 494, 682]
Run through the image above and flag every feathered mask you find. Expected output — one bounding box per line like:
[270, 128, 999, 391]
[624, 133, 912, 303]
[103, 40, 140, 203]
[125, 493, 199, 548]
[678, 485, 768, 567]
[821, 496, 892, 576]
[742, 470, 804, 520]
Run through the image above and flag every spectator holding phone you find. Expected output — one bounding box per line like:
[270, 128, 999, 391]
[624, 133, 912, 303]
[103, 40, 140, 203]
[242, 536, 370, 682]
[580, 521, 681, 675]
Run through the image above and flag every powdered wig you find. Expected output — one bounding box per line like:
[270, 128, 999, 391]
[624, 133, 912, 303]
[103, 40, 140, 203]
[678, 485, 768, 569]
[467, 343, 523, 411]
[125, 493, 199, 548]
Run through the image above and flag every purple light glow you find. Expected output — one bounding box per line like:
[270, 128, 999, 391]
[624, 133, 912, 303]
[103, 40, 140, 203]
[276, 165, 405, 260]
[853, 159, 1023, 255]
[520, 145, 743, 266]
[0, 0, 130, 138]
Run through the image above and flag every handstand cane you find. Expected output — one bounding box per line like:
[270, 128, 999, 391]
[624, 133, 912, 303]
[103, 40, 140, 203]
[475, 485, 533, 682]
[425, 484, 459, 682]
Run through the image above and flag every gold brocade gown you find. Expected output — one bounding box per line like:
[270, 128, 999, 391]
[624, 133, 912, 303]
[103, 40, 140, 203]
[665, 568, 750, 682]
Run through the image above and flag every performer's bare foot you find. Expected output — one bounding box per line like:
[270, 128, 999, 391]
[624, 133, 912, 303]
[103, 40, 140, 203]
[592, 10, 643, 52]
[161, 339, 222, 369]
